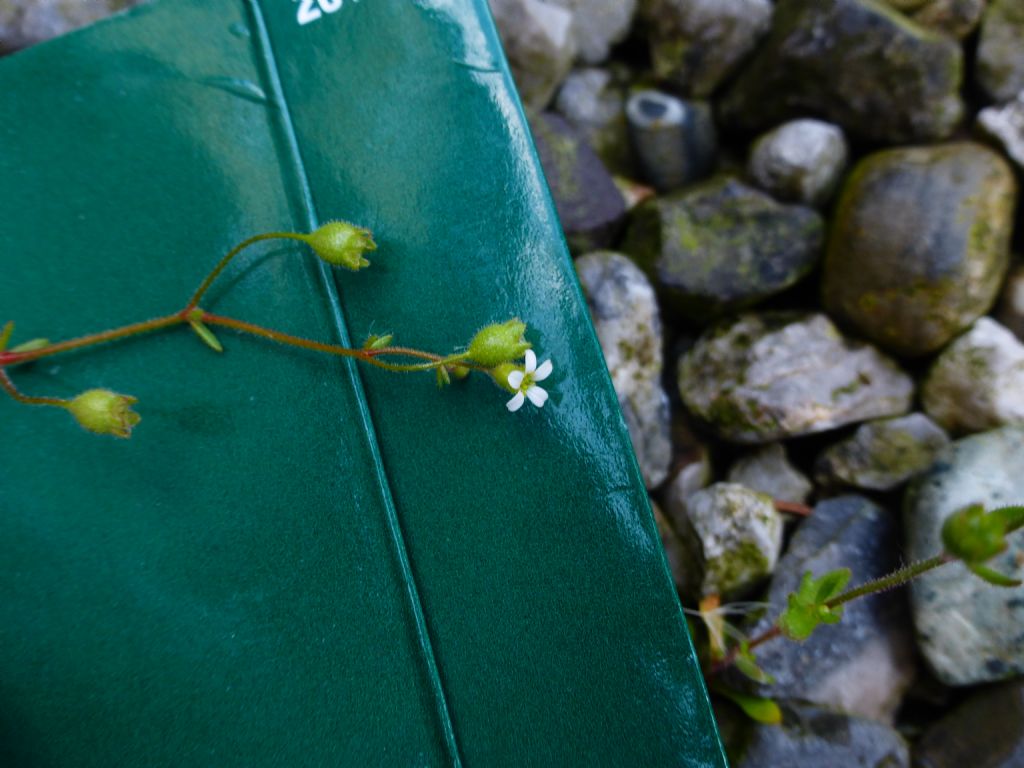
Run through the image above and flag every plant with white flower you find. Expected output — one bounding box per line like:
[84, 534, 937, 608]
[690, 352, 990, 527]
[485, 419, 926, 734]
[505, 350, 553, 412]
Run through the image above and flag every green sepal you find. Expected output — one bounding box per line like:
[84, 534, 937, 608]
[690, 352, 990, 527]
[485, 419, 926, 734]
[188, 319, 223, 353]
[711, 684, 782, 726]
[0, 321, 12, 351]
[992, 505, 1024, 536]
[968, 562, 1023, 588]
[9, 338, 50, 353]
[942, 503, 1007, 563]
[363, 333, 393, 350]
[734, 642, 774, 685]
[435, 366, 451, 388]
[778, 570, 849, 641]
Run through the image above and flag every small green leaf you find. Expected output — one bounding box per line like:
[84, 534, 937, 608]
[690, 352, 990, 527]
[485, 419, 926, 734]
[968, 563, 1023, 588]
[778, 570, 847, 641]
[992, 505, 1024, 536]
[734, 647, 774, 685]
[9, 337, 50, 354]
[942, 503, 1007, 563]
[363, 333, 393, 350]
[188, 319, 223, 353]
[435, 365, 451, 388]
[713, 685, 782, 725]
[0, 321, 12, 352]
[813, 568, 851, 603]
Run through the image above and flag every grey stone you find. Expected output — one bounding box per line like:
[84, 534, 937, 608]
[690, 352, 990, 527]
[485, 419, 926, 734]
[906, 427, 1024, 685]
[673, 483, 782, 600]
[662, 445, 713, 530]
[548, 0, 636, 64]
[976, 0, 1024, 103]
[625, 90, 717, 193]
[679, 313, 914, 444]
[489, 0, 577, 110]
[727, 444, 812, 505]
[554, 68, 632, 175]
[898, 0, 986, 39]
[822, 143, 1016, 357]
[576, 251, 670, 488]
[914, 680, 1024, 768]
[0, 0, 141, 52]
[624, 177, 823, 320]
[720, 0, 964, 143]
[977, 92, 1024, 173]
[736, 702, 910, 768]
[529, 112, 626, 254]
[638, 0, 773, 98]
[922, 318, 1024, 435]
[743, 497, 917, 721]
[747, 119, 848, 207]
[996, 262, 1024, 340]
[815, 414, 950, 492]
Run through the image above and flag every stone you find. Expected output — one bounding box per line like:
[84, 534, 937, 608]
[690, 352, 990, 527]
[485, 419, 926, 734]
[638, 0, 773, 98]
[529, 112, 626, 254]
[913, 680, 1024, 768]
[922, 318, 1024, 434]
[906, 427, 1024, 685]
[548, 0, 636, 65]
[727, 444, 812, 505]
[625, 90, 717, 193]
[661, 446, 713, 531]
[743, 497, 917, 721]
[736, 702, 910, 768]
[996, 262, 1024, 340]
[554, 67, 633, 175]
[0, 0, 141, 52]
[977, 93, 1024, 174]
[624, 177, 823, 320]
[815, 413, 950, 492]
[822, 143, 1016, 357]
[673, 483, 782, 600]
[576, 251, 671, 488]
[747, 119, 848, 207]
[488, 0, 577, 110]
[720, 0, 964, 143]
[679, 313, 914, 444]
[976, 0, 1024, 103]
[900, 0, 986, 39]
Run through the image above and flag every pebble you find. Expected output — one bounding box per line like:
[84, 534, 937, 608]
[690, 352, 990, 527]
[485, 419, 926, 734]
[976, 0, 1024, 103]
[727, 444, 812, 505]
[488, 0, 577, 109]
[548, 0, 636, 65]
[996, 262, 1024, 341]
[720, 0, 964, 142]
[624, 177, 822, 319]
[679, 313, 914, 444]
[747, 119, 848, 208]
[898, 0, 986, 40]
[822, 143, 1016, 356]
[0, 0, 142, 52]
[977, 92, 1024, 174]
[673, 482, 782, 601]
[528, 112, 626, 253]
[922, 318, 1024, 435]
[735, 702, 910, 768]
[913, 679, 1024, 768]
[639, 0, 773, 98]
[554, 67, 633, 175]
[576, 251, 671, 488]
[661, 446, 713, 532]
[906, 426, 1024, 685]
[815, 414, 950, 492]
[625, 90, 717, 193]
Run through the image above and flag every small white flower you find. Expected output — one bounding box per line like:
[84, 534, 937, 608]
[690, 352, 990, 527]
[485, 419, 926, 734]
[506, 349, 553, 412]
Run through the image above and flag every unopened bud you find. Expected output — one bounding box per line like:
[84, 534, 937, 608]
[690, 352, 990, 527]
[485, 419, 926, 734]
[467, 319, 530, 367]
[66, 389, 141, 439]
[303, 221, 376, 270]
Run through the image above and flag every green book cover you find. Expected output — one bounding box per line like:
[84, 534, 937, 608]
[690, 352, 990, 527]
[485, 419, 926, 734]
[0, 1, 725, 764]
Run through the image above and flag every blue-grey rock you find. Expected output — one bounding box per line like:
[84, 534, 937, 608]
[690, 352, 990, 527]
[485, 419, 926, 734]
[906, 427, 1024, 685]
[679, 313, 914, 444]
[728, 444, 812, 505]
[638, 0, 773, 97]
[576, 251, 671, 488]
[624, 177, 823, 319]
[748, 119, 848, 207]
[529, 112, 626, 254]
[625, 89, 717, 193]
[922, 318, 1024, 435]
[548, 0, 636, 64]
[737, 702, 910, 768]
[977, 93, 1024, 174]
[976, 0, 1024, 103]
[913, 680, 1024, 768]
[554, 67, 633, 175]
[720, 0, 964, 143]
[742, 496, 917, 721]
[0, 0, 142, 53]
[815, 414, 950, 492]
[822, 143, 1016, 356]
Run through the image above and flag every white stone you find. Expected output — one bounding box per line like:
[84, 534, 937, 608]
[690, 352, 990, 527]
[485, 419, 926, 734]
[977, 92, 1024, 173]
[548, 0, 636, 64]
[727, 443, 812, 504]
[748, 119, 849, 207]
[489, 0, 577, 109]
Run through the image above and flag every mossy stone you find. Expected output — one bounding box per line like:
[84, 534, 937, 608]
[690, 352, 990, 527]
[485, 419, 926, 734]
[822, 142, 1017, 357]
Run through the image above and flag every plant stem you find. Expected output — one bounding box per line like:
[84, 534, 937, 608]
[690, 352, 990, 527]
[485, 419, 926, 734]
[0, 368, 67, 408]
[185, 232, 307, 309]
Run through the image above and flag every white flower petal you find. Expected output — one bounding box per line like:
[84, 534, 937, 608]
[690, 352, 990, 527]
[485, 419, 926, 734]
[507, 370, 525, 389]
[525, 385, 548, 408]
[524, 349, 537, 374]
[506, 391, 526, 412]
[533, 359, 553, 381]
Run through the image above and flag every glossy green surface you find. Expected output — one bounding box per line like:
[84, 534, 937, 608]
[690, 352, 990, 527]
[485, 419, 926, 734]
[0, 1, 725, 765]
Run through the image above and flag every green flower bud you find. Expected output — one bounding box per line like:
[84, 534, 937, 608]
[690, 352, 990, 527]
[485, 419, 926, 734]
[303, 221, 376, 270]
[66, 389, 141, 439]
[942, 503, 1007, 563]
[467, 319, 530, 367]
[487, 362, 519, 393]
